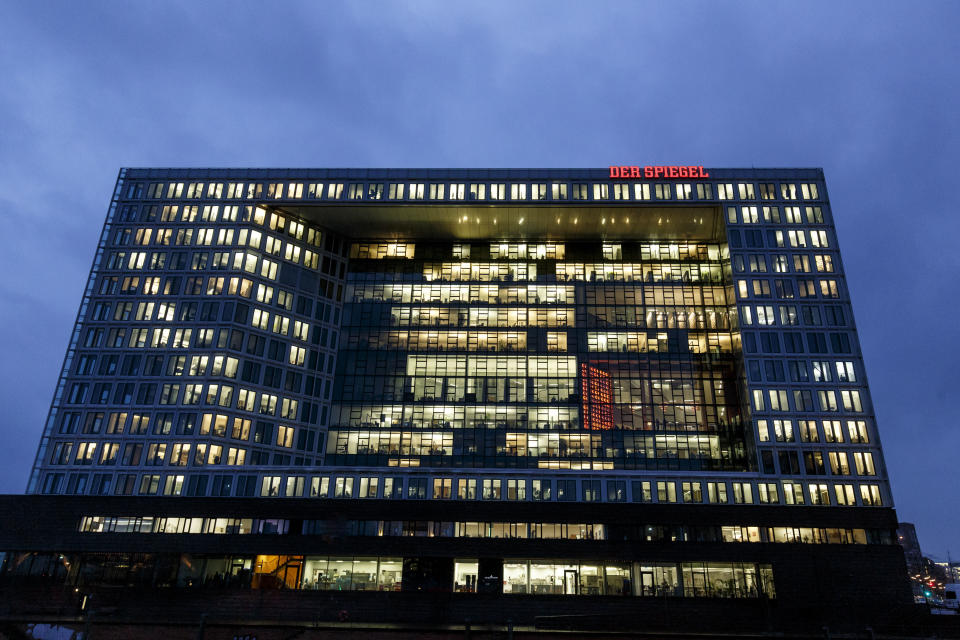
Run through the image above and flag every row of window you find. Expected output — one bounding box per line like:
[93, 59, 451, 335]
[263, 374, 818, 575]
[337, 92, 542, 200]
[66, 380, 306, 416]
[1, 551, 778, 600]
[759, 448, 876, 477]
[112, 224, 326, 268]
[115, 204, 324, 248]
[727, 205, 825, 225]
[123, 179, 820, 203]
[353, 242, 732, 263]
[757, 418, 870, 444]
[348, 284, 731, 308]
[39, 471, 884, 507]
[734, 252, 836, 274]
[330, 402, 737, 433]
[730, 228, 830, 249]
[751, 388, 866, 414]
[76, 515, 887, 548]
[738, 279, 841, 300]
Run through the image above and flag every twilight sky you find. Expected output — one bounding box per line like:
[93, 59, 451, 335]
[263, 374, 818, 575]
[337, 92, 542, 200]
[0, 1, 957, 557]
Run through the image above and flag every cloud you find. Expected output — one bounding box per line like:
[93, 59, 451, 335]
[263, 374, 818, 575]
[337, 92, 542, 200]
[1, 0, 959, 554]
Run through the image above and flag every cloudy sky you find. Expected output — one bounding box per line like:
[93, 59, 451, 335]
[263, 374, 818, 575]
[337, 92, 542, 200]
[0, 1, 957, 556]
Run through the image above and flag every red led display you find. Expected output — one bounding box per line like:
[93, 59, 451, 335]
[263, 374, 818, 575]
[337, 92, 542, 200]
[580, 363, 614, 431]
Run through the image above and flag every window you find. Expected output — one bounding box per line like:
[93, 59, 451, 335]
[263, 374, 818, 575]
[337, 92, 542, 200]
[469, 183, 485, 200]
[607, 480, 627, 502]
[860, 484, 882, 505]
[433, 478, 453, 499]
[854, 452, 876, 475]
[532, 479, 551, 500]
[758, 483, 779, 504]
[582, 479, 601, 501]
[798, 420, 819, 442]
[706, 482, 728, 504]
[768, 389, 788, 411]
[823, 420, 843, 443]
[756, 419, 769, 442]
[801, 183, 819, 199]
[772, 420, 794, 442]
[841, 390, 863, 412]
[507, 479, 526, 500]
[631, 481, 652, 502]
[829, 451, 850, 475]
[804, 451, 826, 475]
[808, 483, 830, 505]
[482, 478, 501, 500]
[408, 478, 427, 499]
[847, 420, 869, 443]
[731, 483, 753, 504]
[681, 481, 702, 503]
[656, 481, 677, 503]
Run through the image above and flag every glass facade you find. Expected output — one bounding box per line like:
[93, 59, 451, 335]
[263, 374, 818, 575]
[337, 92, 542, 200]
[0, 167, 916, 623]
[26, 167, 888, 513]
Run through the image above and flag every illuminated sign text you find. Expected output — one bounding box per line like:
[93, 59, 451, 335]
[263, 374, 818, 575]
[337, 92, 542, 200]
[609, 165, 710, 179]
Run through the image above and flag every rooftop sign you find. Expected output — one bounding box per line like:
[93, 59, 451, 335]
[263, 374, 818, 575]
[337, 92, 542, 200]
[609, 166, 710, 179]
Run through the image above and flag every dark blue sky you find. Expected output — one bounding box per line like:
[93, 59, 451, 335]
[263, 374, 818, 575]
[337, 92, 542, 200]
[1, 1, 957, 557]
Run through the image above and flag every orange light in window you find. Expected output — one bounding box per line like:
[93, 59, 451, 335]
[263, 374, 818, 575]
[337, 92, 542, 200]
[581, 363, 613, 431]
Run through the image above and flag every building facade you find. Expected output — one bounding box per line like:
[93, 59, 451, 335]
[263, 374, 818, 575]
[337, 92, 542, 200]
[0, 168, 911, 630]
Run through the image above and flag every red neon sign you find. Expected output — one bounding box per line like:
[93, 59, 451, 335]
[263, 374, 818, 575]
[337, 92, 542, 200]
[609, 165, 709, 179]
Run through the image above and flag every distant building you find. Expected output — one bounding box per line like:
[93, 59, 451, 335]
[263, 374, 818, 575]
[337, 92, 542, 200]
[935, 562, 960, 584]
[899, 523, 924, 577]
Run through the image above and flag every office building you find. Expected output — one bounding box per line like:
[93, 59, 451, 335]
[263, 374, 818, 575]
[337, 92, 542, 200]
[0, 167, 912, 631]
